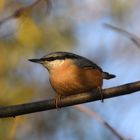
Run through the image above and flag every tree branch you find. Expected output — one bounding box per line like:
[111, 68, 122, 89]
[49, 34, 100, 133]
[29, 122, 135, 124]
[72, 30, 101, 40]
[0, 81, 140, 118]
[103, 23, 140, 48]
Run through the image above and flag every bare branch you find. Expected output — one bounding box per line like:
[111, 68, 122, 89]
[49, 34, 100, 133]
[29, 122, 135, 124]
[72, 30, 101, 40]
[13, 0, 51, 18]
[1, 0, 51, 22]
[0, 81, 140, 118]
[103, 23, 140, 48]
[0, 0, 51, 39]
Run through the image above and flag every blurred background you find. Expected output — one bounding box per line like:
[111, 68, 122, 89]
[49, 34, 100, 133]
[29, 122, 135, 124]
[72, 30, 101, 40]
[0, 0, 140, 140]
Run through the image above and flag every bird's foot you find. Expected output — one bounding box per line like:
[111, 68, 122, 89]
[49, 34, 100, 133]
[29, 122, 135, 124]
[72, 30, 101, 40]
[96, 87, 104, 102]
[55, 95, 62, 109]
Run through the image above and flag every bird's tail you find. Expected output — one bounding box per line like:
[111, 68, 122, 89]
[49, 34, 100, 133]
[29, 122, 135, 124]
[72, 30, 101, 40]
[102, 72, 116, 80]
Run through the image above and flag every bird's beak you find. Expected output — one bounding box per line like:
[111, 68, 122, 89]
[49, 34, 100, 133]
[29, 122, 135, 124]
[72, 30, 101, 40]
[28, 58, 43, 64]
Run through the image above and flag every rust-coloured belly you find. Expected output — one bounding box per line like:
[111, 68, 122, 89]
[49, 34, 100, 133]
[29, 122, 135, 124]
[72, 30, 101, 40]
[49, 63, 103, 96]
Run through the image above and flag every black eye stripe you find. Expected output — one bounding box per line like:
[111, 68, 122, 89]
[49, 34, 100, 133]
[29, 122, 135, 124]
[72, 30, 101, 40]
[41, 57, 64, 61]
[45, 57, 57, 61]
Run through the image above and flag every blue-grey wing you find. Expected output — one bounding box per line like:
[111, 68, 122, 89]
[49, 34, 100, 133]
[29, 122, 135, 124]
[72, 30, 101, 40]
[74, 57, 103, 72]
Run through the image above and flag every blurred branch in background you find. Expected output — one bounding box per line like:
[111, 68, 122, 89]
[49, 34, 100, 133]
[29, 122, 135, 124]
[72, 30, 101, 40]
[0, 80, 140, 118]
[103, 23, 140, 48]
[11, 0, 51, 17]
[73, 105, 129, 140]
[0, 0, 51, 39]
[2, 0, 51, 19]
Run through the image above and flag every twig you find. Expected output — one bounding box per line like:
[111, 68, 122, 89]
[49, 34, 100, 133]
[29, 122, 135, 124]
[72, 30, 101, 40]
[13, 0, 51, 18]
[0, 0, 51, 39]
[0, 0, 51, 29]
[0, 81, 140, 118]
[103, 23, 140, 48]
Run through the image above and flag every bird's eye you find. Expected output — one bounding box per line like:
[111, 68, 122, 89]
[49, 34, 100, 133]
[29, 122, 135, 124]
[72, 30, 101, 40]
[46, 57, 56, 61]
[41, 57, 58, 61]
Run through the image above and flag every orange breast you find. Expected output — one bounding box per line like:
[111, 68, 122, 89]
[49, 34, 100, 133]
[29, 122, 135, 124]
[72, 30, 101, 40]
[49, 60, 103, 96]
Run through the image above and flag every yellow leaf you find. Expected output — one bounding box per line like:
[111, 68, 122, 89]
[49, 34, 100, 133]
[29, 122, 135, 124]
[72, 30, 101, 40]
[0, 0, 5, 12]
[16, 16, 42, 47]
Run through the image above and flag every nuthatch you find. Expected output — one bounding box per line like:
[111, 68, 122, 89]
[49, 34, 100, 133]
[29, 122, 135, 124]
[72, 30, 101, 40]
[29, 52, 116, 107]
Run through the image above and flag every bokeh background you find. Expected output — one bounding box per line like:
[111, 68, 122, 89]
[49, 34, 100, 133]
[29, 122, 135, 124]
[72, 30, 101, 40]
[0, 0, 140, 140]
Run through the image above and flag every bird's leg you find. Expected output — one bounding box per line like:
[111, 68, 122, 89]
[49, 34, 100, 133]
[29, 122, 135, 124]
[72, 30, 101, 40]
[96, 87, 104, 102]
[55, 94, 62, 109]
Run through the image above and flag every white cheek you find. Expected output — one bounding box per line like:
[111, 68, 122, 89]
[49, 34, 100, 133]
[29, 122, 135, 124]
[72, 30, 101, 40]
[49, 60, 65, 68]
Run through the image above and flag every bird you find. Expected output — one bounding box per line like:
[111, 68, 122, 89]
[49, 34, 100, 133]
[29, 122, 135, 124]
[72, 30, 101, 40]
[29, 51, 116, 107]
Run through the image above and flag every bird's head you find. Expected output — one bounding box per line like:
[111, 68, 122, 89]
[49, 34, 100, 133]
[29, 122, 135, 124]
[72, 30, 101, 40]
[28, 52, 79, 71]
